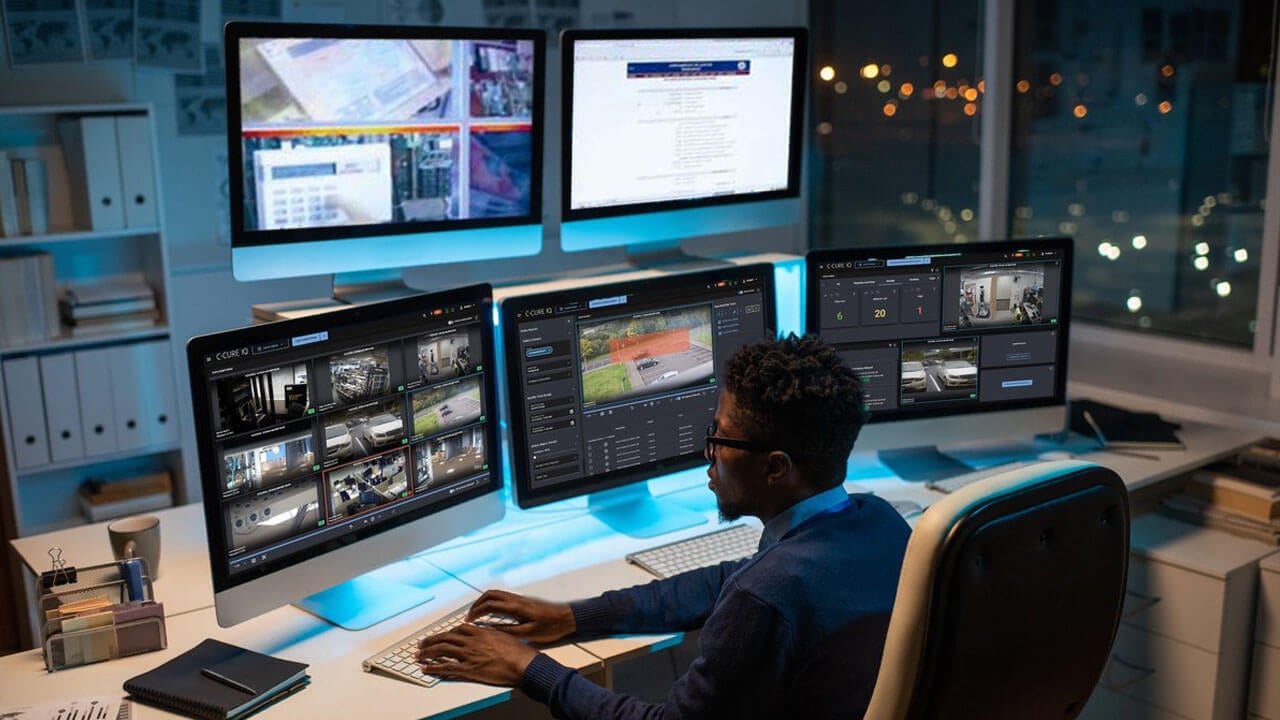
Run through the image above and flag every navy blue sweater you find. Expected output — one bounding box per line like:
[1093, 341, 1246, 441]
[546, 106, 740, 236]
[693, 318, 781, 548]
[519, 494, 911, 719]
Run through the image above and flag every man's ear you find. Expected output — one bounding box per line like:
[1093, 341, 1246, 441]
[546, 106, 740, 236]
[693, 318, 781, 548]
[764, 450, 793, 486]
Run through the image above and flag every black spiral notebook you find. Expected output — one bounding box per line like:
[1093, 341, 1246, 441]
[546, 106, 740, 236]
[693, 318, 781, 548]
[123, 639, 309, 720]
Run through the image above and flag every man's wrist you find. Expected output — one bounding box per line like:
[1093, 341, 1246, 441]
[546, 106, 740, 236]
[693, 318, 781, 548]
[519, 652, 574, 704]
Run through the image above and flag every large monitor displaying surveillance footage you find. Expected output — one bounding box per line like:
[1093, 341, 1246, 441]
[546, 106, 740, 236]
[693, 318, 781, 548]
[225, 23, 544, 280]
[503, 264, 776, 514]
[187, 284, 501, 627]
[806, 238, 1073, 466]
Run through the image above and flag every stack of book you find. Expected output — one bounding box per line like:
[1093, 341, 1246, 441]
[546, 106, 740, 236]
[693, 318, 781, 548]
[79, 469, 174, 522]
[1161, 441, 1280, 545]
[0, 249, 59, 346]
[60, 273, 160, 336]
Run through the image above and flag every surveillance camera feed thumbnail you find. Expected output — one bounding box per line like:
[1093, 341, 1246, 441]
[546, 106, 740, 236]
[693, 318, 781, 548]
[213, 362, 310, 436]
[411, 376, 483, 436]
[197, 293, 494, 576]
[412, 424, 487, 492]
[577, 306, 714, 408]
[236, 34, 536, 232]
[414, 325, 481, 387]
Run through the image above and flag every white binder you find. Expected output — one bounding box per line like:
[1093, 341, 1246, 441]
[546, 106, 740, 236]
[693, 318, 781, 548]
[58, 116, 125, 231]
[138, 341, 178, 447]
[3, 356, 51, 468]
[108, 344, 148, 451]
[40, 353, 84, 462]
[114, 116, 158, 228]
[74, 347, 119, 456]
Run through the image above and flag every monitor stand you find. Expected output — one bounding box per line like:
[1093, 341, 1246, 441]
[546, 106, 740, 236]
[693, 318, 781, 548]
[332, 269, 424, 305]
[625, 241, 732, 272]
[295, 556, 450, 631]
[587, 483, 708, 539]
[877, 446, 975, 483]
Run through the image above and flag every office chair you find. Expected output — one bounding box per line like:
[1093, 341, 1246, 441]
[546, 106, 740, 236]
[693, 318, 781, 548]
[864, 460, 1129, 720]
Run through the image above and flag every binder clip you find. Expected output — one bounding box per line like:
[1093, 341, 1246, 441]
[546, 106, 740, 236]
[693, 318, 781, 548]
[39, 547, 77, 590]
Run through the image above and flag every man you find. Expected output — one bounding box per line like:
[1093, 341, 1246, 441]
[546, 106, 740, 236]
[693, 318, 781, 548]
[418, 334, 911, 719]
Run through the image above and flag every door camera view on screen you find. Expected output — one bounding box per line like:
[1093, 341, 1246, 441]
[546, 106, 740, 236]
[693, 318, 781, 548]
[195, 298, 492, 576]
[815, 244, 1068, 419]
[568, 35, 797, 212]
[236, 35, 536, 231]
[508, 267, 772, 500]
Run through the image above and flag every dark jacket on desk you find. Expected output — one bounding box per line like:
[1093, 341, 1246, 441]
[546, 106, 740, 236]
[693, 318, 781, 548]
[519, 493, 911, 720]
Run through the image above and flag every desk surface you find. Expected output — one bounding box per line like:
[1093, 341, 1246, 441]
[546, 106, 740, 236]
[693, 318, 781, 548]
[4, 416, 1263, 719]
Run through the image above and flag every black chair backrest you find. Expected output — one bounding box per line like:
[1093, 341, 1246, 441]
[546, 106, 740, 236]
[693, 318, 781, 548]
[904, 465, 1129, 720]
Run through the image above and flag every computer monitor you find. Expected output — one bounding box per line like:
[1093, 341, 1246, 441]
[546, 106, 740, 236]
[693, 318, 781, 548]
[225, 23, 545, 281]
[187, 284, 502, 629]
[559, 29, 806, 253]
[806, 238, 1074, 481]
[502, 264, 776, 537]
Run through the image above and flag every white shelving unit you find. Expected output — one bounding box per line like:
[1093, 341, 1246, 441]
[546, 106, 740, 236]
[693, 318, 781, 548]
[0, 103, 183, 536]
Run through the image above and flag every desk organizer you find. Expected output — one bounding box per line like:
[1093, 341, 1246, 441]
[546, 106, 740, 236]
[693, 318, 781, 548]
[37, 559, 167, 671]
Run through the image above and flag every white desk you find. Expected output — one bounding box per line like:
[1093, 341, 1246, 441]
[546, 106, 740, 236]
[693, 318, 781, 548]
[4, 416, 1264, 719]
[9, 503, 213, 646]
[0, 562, 601, 719]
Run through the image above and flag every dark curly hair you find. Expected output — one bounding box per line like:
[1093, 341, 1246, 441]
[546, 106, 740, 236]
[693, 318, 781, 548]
[724, 334, 868, 489]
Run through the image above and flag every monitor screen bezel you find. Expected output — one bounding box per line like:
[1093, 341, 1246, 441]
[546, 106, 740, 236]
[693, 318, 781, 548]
[224, 21, 546, 251]
[559, 27, 807, 223]
[187, 283, 502, 595]
[805, 237, 1074, 424]
[502, 264, 777, 508]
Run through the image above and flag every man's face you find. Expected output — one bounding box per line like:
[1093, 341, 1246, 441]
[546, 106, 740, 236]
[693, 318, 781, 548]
[706, 390, 767, 522]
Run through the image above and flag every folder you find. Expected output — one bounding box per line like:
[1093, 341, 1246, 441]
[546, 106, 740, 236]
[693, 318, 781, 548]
[108, 344, 148, 452]
[75, 347, 119, 456]
[139, 340, 179, 447]
[11, 157, 49, 235]
[40, 352, 85, 463]
[0, 150, 18, 237]
[3, 356, 51, 468]
[59, 116, 126, 231]
[115, 116, 158, 228]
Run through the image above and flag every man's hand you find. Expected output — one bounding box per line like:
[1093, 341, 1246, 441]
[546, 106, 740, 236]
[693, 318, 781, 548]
[416, 624, 539, 687]
[467, 589, 576, 643]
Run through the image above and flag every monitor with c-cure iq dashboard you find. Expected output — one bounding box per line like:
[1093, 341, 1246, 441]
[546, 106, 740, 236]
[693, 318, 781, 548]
[807, 237, 1073, 480]
[503, 264, 776, 536]
[187, 284, 501, 629]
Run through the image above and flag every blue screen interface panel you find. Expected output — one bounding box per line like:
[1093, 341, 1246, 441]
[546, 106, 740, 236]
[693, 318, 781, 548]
[504, 265, 776, 508]
[227, 23, 542, 245]
[807, 238, 1073, 423]
[187, 286, 499, 591]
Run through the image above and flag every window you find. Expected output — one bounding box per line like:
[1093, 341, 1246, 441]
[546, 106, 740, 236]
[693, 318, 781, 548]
[809, 0, 984, 248]
[1009, 0, 1275, 347]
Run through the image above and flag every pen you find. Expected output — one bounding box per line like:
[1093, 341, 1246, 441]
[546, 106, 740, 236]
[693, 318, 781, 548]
[1082, 410, 1160, 461]
[201, 667, 256, 695]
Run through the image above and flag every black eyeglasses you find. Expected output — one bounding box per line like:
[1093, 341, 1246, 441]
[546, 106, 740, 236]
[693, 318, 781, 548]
[704, 422, 777, 463]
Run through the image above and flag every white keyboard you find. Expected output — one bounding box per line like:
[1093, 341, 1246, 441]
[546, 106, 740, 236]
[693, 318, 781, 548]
[925, 461, 1038, 494]
[362, 603, 519, 687]
[626, 524, 762, 579]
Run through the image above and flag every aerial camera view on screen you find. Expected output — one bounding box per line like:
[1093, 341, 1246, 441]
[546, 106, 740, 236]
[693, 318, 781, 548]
[237, 35, 536, 231]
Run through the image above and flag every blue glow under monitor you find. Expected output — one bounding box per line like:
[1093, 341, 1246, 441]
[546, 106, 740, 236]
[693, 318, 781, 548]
[187, 284, 503, 629]
[559, 29, 807, 252]
[807, 238, 1074, 481]
[225, 23, 545, 281]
